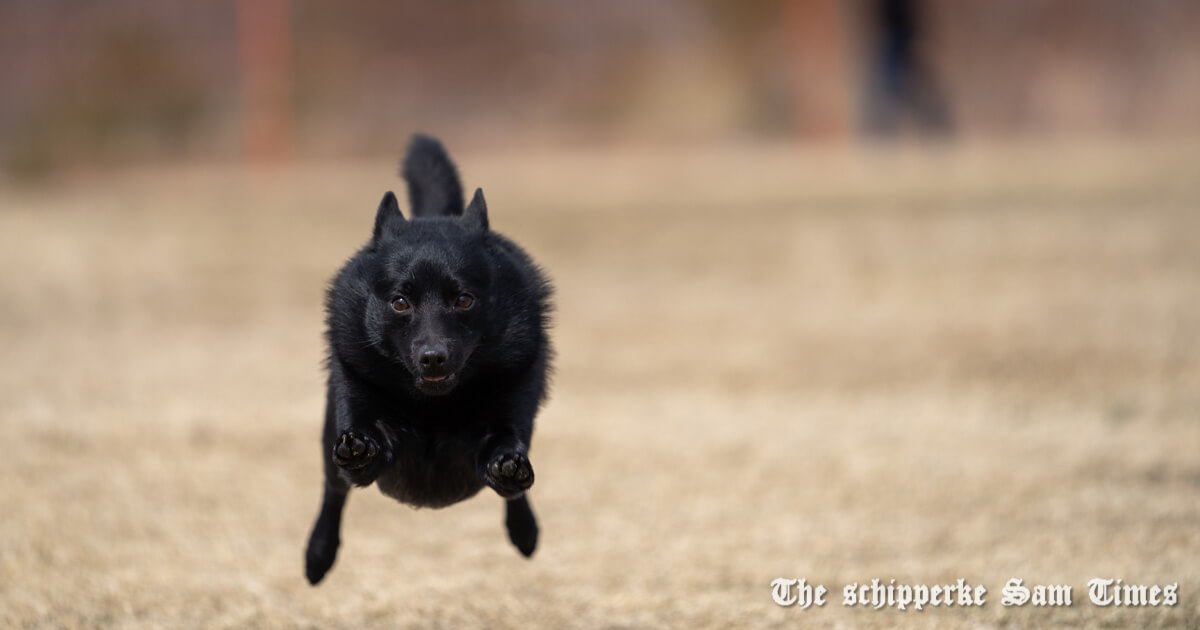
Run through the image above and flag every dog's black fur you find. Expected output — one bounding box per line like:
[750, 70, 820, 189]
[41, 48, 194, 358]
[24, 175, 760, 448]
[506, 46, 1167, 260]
[304, 135, 552, 585]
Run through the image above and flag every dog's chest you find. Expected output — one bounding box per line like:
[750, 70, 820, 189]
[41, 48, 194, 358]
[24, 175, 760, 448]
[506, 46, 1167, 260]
[373, 423, 485, 508]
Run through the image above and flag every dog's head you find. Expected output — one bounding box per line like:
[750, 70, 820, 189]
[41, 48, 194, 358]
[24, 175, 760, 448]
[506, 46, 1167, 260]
[359, 189, 495, 396]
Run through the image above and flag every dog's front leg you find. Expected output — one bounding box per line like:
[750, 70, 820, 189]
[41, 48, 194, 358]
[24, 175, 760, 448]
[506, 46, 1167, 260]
[329, 361, 393, 487]
[477, 431, 538, 557]
[477, 431, 534, 499]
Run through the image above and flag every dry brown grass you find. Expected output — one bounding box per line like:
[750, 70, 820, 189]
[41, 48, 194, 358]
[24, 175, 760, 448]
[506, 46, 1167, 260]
[2, 143, 1199, 629]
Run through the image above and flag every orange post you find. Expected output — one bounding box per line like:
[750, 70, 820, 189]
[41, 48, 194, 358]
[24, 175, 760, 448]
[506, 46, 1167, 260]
[237, 0, 295, 162]
[782, 0, 854, 142]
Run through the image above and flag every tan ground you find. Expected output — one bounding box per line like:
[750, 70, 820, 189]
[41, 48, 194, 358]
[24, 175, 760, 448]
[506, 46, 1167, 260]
[1, 144, 1198, 629]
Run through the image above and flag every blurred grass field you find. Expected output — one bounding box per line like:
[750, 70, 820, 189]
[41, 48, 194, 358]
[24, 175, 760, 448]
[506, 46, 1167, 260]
[1, 144, 1198, 629]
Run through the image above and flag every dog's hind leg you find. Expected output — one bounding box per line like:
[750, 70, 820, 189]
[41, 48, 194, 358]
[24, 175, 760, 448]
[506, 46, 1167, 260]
[505, 494, 538, 557]
[306, 395, 351, 585]
[305, 479, 349, 585]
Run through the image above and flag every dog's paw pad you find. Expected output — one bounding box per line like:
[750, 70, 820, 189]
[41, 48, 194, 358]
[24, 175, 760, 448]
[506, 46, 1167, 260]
[485, 452, 534, 497]
[332, 431, 378, 470]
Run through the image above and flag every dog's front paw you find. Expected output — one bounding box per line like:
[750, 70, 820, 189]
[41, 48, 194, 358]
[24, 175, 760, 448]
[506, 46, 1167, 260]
[332, 430, 387, 486]
[484, 451, 534, 498]
[333, 430, 378, 469]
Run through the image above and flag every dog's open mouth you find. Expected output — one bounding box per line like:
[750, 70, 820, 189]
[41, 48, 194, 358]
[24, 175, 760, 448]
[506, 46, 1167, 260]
[417, 372, 457, 393]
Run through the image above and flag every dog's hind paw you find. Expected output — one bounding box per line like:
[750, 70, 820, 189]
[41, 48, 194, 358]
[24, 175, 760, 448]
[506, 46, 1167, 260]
[484, 451, 534, 498]
[305, 531, 339, 585]
[506, 497, 538, 557]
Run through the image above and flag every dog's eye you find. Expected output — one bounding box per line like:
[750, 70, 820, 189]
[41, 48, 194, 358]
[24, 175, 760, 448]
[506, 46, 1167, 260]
[454, 293, 475, 310]
[390, 296, 410, 312]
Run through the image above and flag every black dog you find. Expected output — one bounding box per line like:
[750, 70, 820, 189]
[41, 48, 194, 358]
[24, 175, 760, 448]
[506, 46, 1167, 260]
[305, 136, 552, 585]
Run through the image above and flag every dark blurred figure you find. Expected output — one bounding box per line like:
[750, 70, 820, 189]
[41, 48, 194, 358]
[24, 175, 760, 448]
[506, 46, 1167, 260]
[863, 0, 952, 137]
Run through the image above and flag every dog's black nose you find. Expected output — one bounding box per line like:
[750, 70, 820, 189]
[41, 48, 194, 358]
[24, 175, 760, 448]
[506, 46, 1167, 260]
[418, 346, 448, 368]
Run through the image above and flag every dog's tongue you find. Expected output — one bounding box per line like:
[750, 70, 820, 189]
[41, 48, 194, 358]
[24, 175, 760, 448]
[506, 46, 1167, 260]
[423, 375, 448, 382]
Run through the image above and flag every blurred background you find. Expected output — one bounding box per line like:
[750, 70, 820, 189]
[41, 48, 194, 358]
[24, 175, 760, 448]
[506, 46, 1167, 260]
[2, 2, 1199, 628]
[3, 0, 1200, 172]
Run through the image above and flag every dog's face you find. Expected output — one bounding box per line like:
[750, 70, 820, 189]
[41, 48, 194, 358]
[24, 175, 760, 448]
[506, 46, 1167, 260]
[362, 191, 494, 396]
[369, 236, 491, 396]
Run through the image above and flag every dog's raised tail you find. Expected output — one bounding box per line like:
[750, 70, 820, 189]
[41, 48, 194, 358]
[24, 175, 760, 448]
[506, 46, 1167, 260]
[402, 135, 465, 218]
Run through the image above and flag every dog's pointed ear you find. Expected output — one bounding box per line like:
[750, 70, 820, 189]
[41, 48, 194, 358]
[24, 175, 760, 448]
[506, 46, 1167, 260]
[373, 191, 406, 241]
[462, 188, 489, 231]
